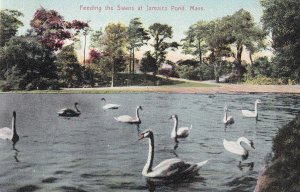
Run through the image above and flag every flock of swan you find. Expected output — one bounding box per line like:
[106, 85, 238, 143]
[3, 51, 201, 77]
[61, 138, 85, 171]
[0, 97, 262, 181]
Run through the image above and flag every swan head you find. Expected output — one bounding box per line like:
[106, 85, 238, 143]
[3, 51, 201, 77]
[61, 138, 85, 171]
[169, 114, 178, 119]
[255, 99, 262, 104]
[138, 129, 153, 140]
[75, 102, 79, 106]
[137, 105, 143, 110]
[101, 98, 106, 101]
[250, 140, 255, 149]
[224, 105, 228, 111]
[13, 111, 16, 118]
[238, 137, 255, 149]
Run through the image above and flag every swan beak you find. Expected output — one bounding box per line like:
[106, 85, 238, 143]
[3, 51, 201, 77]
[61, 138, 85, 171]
[250, 142, 255, 149]
[138, 134, 144, 140]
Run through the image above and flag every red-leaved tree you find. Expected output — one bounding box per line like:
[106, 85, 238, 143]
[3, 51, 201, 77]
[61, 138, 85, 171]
[29, 7, 88, 51]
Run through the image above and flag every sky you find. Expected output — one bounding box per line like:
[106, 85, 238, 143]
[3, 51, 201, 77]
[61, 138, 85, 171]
[1, 0, 265, 61]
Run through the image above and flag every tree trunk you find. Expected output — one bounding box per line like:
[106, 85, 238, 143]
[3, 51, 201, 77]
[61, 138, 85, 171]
[198, 40, 202, 65]
[249, 52, 253, 65]
[236, 43, 243, 77]
[111, 62, 114, 87]
[132, 48, 135, 74]
[129, 49, 132, 74]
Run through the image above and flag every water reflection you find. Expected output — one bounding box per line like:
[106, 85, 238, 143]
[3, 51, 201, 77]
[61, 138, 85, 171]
[12, 140, 20, 162]
[238, 161, 254, 171]
[146, 175, 206, 192]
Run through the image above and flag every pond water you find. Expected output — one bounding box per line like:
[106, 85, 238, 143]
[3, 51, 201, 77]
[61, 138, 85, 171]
[0, 93, 299, 192]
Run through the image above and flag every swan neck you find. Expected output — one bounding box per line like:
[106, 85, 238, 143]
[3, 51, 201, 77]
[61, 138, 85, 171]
[136, 108, 140, 121]
[237, 137, 250, 148]
[172, 117, 178, 137]
[143, 135, 154, 174]
[254, 102, 258, 115]
[12, 114, 16, 134]
[75, 104, 80, 112]
[224, 110, 227, 120]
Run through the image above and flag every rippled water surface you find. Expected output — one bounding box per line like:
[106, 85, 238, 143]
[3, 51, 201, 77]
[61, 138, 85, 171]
[0, 93, 299, 192]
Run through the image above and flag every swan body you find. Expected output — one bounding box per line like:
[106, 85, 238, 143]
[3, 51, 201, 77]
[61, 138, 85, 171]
[223, 137, 255, 160]
[57, 102, 81, 117]
[0, 111, 19, 143]
[114, 106, 142, 124]
[223, 105, 234, 125]
[101, 98, 120, 110]
[139, 130, 208, 178]
[170, 114, 191, 139]
[241, 99, 262, 118]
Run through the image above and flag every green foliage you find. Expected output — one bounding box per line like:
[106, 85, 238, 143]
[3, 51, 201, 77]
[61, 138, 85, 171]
[140, 51, 158, 74]
[148, 23, 179, 71]
[175, 60, 215, 81]
[181, 21, 209, 64]
[244, 57, 272, 79]
[260, 114, 300, 192]
[128, 18, 149, 74]
[0, 36, 58, 90]
[0, 9, 24, 47]
[261, 0, 300, 83]
[56, 45, 83, 87]
[101, 22, 128, 87]
[245, 76, 284, 85]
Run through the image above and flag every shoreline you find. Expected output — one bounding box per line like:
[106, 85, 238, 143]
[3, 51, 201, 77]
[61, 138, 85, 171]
[1, 84, 300, 94]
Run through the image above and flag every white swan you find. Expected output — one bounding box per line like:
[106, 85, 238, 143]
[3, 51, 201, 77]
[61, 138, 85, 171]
[169, 114, 192, 139]
[241, 99, 262, 118]
[114, 105, 142, 124]
[57, 102, 81, 117]
[101, 98, 120, 110]
[139, 130, 208, 179]
[223, 137, 255, 160]
[223, 105, 234, 125]
[0, 111, 19, 143]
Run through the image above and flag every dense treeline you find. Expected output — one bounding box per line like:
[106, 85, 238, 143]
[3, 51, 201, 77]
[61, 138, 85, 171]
[0, 0, 299, 90]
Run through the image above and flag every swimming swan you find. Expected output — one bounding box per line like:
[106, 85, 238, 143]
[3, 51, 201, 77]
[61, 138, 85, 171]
[114, 105, 142, 124]
[57, 102, 81, 117]
[169, 114, 191, 139]
[139, 130, 208, 179]
[223, 105, 234, 125]
[241, 99, 262, 118]
[101, 98, 120, 110]
[0, 111, 19, 144]
[223, 137, 255, 160]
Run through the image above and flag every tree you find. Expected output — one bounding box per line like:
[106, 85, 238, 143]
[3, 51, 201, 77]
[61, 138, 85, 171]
[261, 0, 300, 82]
[128, 18, 149, 74]
[205, 19, 235, 82]
[0, 9, 24, 47]
[181, 21, 209, 65]
[148, 23, 179, 74]
[0, 37, 58, 90]
[100, 23, 128, 87]
[90, 29, 103, 49]
[140, 51, 157, 74]
[28, 7, 88, 51]
[56, 45, 83, 87]
[226, 9, 266, 77]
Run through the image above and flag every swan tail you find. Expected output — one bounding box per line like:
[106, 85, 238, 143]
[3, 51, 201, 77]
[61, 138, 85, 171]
[196, 159, 209, 168]
[113, 117, 119, 121]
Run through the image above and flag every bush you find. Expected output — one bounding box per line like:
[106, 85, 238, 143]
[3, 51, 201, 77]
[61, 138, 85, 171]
[245, 76, 285, 85]
[158, 68, 179, 78]
[259, 114, 300, 192]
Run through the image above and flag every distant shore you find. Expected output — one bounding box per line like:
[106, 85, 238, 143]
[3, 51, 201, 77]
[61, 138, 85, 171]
[3, 84, 299, 94]
[62, 84, 300, 94]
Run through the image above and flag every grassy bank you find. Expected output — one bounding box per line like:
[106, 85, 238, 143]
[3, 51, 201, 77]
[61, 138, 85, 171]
[257, 114, 300, 192]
